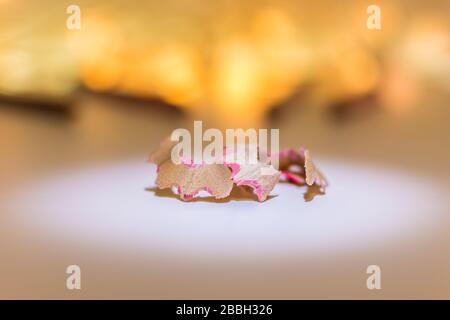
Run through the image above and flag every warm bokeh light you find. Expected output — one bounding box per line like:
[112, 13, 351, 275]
[317, 36, 380, 100]
[0, 0, 449, 124]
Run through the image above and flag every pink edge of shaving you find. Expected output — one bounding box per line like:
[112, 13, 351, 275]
[235, 179, 267, 202]
[180, 157, 205, 169]
[224, 163, 272, 202]
[224, 162, 241, 178]
[173, 185, 217, 201]
[281, 171, 305, 185]
[276, 148, 306, 162]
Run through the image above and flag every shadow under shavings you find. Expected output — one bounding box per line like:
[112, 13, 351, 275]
[146, 184, 325, 203]
[303, 184, 325, 202]
[145, 186, 277, 203]
[276, 181, 326, 202]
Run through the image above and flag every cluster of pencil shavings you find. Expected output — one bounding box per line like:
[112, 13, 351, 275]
[148, 139, 328, 202]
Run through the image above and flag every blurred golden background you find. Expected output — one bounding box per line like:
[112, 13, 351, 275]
[1, 0, 448, 126]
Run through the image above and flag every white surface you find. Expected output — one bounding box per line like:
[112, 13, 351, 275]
[5, 159, 448, 259]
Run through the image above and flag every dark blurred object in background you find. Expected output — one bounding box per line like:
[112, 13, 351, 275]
[0, 0, 448, 126]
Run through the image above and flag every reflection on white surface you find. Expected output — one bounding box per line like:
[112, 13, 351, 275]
[5, 159, 448, 258]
